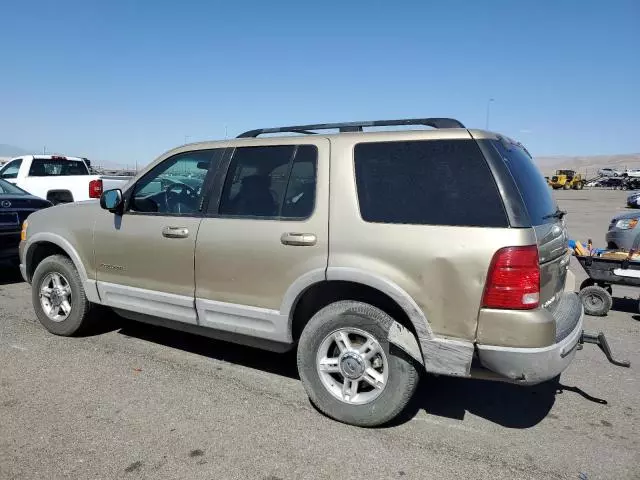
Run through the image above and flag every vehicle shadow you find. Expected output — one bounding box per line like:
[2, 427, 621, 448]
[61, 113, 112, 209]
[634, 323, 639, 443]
[0, 262, 24, 286]
[395, 374, 607, 429]
[98, 314, 608, 429]
[114, 316, 299, 379]
[611, 296, 638, 314]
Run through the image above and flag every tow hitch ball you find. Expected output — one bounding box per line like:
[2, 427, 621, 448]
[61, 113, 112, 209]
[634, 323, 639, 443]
[579, 331, 631, 368]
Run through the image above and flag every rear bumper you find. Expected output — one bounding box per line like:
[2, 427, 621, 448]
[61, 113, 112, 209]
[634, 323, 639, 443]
[477, 294, 584, 385]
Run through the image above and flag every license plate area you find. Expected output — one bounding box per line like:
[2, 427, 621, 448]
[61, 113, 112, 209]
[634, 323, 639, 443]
[0, 212, 19, 227]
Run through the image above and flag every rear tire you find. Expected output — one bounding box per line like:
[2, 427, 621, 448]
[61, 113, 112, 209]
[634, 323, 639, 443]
[563, 184, 570, 190]
[579, 285, 612, 317]
[297, 301, 420, 427]
[31, 254, 93, 336]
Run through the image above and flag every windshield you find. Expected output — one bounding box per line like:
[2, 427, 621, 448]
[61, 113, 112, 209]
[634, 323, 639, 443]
[28, 159, 90, 176]
[490, 139, 558, 226]
[0, 178, 28, 195]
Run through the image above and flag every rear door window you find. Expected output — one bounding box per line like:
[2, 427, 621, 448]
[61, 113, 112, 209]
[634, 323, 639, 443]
[354, 139, 508, 227]
[490, 140, 557, 226]
[217, 144, 317, 219]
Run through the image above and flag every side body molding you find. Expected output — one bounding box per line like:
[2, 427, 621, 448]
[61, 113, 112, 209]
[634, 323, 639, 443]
[22, 232, 102, 304]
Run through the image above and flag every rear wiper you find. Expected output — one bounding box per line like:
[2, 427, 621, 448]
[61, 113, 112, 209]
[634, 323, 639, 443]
[543, 208, 567, 220]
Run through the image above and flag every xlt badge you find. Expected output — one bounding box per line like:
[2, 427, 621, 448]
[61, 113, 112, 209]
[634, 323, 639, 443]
[100, 263, 125, 271]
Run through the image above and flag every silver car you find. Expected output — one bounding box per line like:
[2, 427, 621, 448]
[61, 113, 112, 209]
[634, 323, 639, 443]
[606, 211, 640, 250]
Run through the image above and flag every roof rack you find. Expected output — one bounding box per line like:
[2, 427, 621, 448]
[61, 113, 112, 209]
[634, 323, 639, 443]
[237, 117, 465, 138]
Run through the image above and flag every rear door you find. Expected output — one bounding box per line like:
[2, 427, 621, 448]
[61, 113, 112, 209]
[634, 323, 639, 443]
[489, 139, 569, 309]
[194, 138, 329, 343]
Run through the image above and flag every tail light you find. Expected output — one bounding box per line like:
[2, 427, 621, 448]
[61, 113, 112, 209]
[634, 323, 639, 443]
[482, 246, 540, 310]
[89, 179, 103, 199]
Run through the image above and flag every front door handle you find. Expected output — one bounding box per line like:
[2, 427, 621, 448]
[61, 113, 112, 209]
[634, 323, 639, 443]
[162, 226, 189, 239]
[281, 232, 317, 246]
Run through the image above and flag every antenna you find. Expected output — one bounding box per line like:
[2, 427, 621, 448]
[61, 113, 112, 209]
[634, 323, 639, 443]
[225, 125, 228, 139]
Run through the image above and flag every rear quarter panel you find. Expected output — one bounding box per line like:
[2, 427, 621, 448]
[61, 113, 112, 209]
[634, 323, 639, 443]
[328, 132, 536, 341]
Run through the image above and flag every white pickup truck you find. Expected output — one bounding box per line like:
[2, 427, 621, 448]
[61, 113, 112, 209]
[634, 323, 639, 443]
[0, 155, 130, 204]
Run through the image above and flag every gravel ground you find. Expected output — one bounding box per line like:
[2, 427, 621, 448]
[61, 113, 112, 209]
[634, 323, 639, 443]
[0, 189, 638, 480]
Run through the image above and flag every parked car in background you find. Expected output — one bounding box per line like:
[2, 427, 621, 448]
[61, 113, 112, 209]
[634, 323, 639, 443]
[599, 167, 623, 177]
[626, 191, 640, 208]
[606, 211, 640, 250]
[19, 117, 626, 427]
[623, 169, 640, 178]
[0, 155, 130, 204]
[0, 179, 52, 264]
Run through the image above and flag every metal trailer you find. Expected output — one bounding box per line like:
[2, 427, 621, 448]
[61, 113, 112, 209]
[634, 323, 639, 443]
[576, 254, 640, 317]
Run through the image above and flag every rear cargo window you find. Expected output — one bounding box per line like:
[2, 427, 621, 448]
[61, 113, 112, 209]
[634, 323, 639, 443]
[28, 159, 89, 177]
[490, 140, 557, 226]
[354, 139, 508, 227]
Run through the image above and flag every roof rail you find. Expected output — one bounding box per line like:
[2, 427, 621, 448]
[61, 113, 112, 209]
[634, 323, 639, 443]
[237, 117, 465, 138]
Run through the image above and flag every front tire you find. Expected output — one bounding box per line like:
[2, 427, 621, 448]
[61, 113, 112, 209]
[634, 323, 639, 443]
[297, 301, 420, 427]
[31, 254, 93, 336]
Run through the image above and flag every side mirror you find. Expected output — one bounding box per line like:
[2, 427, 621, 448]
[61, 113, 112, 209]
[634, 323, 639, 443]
[100, 189, 123, 213]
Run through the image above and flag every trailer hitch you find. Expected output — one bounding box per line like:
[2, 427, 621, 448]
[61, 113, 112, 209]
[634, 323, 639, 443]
[578, 331, 631, 367]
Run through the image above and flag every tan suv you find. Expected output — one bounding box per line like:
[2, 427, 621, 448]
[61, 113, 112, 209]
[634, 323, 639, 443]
[19, 118, 629, 426]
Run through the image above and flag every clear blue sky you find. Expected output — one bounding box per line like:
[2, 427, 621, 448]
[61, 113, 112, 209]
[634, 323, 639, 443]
[1, 0, 638, 167]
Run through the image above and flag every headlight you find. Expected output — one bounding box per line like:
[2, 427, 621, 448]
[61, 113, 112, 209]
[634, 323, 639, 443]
[615, 218, 638, 230]
[20, 220, 28, 241]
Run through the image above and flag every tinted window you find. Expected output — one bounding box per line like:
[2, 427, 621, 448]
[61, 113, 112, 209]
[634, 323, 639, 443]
[490, 140, 556, 226]
[218, 145, 317, 219]
[130, 149, 220, 215]
[28, 159, 89, 176]
[0, 159, 22, 179]
[0, 178, 27, 194]
[354, 139, 507, 227]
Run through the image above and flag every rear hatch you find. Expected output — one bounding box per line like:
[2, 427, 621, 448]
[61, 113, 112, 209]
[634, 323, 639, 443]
[490, 139, 569, 310]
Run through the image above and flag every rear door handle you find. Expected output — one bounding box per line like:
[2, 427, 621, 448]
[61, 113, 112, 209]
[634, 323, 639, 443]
[162, 226, 189, 239]
[281, 232, 317, 246]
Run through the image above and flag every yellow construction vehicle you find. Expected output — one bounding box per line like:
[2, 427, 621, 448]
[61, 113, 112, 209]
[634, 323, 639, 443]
[549, 170, 585, 190]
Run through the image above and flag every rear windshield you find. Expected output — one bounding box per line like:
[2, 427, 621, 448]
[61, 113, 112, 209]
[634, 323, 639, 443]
[29, 159, 89, 177]
[490, 139, 557, 225]
[0, 178, 27, 194]
[354, 139, 508, 227]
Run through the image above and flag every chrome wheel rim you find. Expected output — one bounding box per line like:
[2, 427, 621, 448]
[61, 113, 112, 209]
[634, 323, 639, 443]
[39, 272, 72, 322]
[316, 328, 388, 405]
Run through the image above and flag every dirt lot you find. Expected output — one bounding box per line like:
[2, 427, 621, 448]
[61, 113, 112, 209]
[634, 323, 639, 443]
[0, 189, 638, 480]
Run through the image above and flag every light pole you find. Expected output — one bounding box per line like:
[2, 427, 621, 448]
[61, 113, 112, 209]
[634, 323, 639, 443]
[485, 98, 495, 130]
[184, 135, 191, 144]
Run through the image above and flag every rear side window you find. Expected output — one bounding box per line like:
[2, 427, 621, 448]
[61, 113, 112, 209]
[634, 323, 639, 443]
[490, 140, 556, 226]
[354, 139, 508, 227]
[28, 159, 89, 176]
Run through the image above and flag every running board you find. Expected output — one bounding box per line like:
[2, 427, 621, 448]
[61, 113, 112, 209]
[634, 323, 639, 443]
[579, 331, 631, 367]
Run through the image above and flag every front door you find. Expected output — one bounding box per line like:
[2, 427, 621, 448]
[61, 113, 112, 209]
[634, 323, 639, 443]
[195, 139, 329, 343]
[94, 148, 223, 324]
